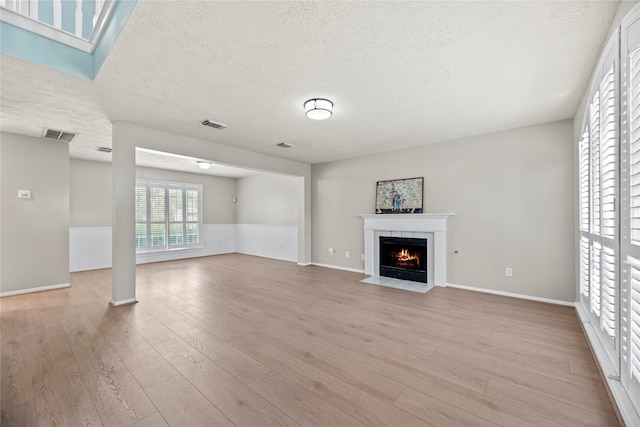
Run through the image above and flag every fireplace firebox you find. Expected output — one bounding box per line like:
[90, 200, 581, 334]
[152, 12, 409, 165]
[379, 236, 428, 283]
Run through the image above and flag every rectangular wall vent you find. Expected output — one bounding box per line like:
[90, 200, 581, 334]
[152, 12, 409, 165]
[277, 142, 295, 148]
[201, 119, 227, 130]
[42, 128, 78, 143]
[96, 146, 112, 153]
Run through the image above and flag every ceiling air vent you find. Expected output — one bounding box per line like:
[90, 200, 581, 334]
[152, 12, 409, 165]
[277, 142, 295, 148]
[96, 146, 112, 153]
[42, 128, 78, 143]
[200, 119, 227, 130]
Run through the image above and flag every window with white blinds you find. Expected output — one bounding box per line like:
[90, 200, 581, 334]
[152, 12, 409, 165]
[593, 4, 640, 422]
[578, 23, 620, 396]
[601, 67, 617, 240]
[580, 130, 590, 233]
[621, 12, 640, 412]
[135, 180, 202, 252]
[591, 91, 602, 237]
[579, 130, 591, 299]
[628, 265, 640, 381]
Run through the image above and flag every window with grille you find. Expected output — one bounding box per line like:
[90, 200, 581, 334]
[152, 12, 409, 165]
[135, 180, 202, 251]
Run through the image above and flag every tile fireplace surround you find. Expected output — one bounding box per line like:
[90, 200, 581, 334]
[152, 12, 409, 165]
[358, 213, 453, 292]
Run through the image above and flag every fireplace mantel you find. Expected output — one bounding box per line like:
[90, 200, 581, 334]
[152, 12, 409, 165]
[358, 213, 453, 289]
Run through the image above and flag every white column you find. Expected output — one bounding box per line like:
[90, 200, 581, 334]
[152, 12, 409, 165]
[297, 174, 311, 265]
[111, 122, 137, 306]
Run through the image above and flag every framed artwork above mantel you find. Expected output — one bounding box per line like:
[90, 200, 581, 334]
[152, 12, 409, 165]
[375, 177, 424, 214]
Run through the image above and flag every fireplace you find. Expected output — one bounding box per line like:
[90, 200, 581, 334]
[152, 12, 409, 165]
[359, 213, 452, 291]
[379, 236, 427, 283]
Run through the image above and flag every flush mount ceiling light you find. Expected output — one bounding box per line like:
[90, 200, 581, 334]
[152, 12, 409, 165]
[304, 98, 333, 120]
[197, 161, 212, 170]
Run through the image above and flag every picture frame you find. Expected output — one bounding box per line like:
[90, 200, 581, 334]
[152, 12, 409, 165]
[375, 177, 424, 214]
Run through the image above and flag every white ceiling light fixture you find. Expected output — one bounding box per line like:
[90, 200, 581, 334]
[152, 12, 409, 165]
[197, 161, 212, 170]
[304, 98, 333, 120]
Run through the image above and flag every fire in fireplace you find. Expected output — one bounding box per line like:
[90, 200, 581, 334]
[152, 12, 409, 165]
[379, 236, 427, 283]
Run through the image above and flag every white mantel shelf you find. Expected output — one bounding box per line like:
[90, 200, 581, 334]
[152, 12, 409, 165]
[358, 213, 453, 289]
[359, 213, 453, 232]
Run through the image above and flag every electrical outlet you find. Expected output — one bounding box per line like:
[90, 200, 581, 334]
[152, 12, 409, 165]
[506, 267, 513, 277]
[345, 251, 350, 258]
[328, 248, 335, 255]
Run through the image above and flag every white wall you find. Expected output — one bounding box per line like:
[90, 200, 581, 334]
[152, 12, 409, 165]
[312, 120, 575, 302]
[1, 132, 70, 295]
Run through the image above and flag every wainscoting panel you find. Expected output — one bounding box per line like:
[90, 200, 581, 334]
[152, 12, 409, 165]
[70, 227, 112, 272]
[70, 224, 237, 272]
[236, 224, 298, 262]
[70, 224, 298, 272]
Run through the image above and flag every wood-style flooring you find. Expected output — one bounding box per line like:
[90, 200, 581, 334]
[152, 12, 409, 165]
[0, 254, 620, 426]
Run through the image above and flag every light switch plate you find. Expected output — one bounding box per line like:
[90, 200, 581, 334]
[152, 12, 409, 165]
[18, 190, 31, 199]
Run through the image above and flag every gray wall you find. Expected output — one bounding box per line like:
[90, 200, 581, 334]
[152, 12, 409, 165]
[236, 173, 300, 225]
[312, 120, 576, 302]
[70, 159, 112, 226]
[70, 158, 237, 226]
[1, 132, 70, 293]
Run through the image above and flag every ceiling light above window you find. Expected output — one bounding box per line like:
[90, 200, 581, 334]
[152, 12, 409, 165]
[197, 161, 212, 170]
[304, 98, 333, 120]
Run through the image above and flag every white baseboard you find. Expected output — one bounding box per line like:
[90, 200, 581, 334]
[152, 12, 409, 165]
[445, 282, 575, 307]
[237, 252, 297, 263]
[109, 298, 138, 307]
[311, 262, 365, 274]
[0, 283, 71, 297]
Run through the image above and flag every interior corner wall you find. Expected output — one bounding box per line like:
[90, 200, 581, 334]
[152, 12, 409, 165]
[312, 119, 576, 302]
[236, 173, 300, 225]
[0, 132, 70, 294]
[235, 173, 301, 262]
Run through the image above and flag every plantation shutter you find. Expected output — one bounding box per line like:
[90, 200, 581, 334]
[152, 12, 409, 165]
[620, 6, 640, 414]
[591, 90, 603, 318]
[601, 66, 617, 339]
[579, 130, 591, 300]
[586, 32, 619, 366]
[135, 180, 202, 252]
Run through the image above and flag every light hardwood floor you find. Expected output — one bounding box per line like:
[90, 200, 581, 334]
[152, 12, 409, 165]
[1, 254, 620, 426]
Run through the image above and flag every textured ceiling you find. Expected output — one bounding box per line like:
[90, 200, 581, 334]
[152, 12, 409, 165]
[0, 0, 621, 170]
